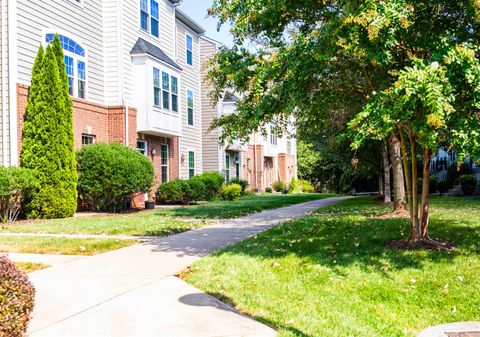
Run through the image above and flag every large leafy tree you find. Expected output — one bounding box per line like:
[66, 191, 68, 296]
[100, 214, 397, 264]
[206, 0, 480, 243]
[21, 36, 78, 219]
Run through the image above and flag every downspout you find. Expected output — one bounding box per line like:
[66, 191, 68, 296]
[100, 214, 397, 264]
[8, 0, 18, 166]
[117, 0, 128, 147]
[1, 0, 8, 166]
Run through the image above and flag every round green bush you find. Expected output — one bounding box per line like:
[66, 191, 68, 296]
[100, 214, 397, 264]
[460, 174, 478, 196]
[77, 143, 154, 212]
[265, 187, 273, 193]
[0, 167, 38, 223]
[221, 184, 243, 201]
[438, 180, 449, 195]
[195, 172, 225, 200]
[272, 180, 285, 192]
[0, 255, 35, 337]
[429, 176, 439, 194]
[298, 179, 315, 193]
[157, 178, 206, 205]
[289, 177, 298, 193]
[229, 177, 249, 194]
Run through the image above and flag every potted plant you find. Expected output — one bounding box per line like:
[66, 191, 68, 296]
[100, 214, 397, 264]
[145, 188, 156, 209]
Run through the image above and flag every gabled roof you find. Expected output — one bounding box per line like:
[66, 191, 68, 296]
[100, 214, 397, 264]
[176, 9, 206, 35]
[130, 38, 182, 70]
[168, 0, 182, 4]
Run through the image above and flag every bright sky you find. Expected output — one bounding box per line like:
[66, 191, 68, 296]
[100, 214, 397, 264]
[178, 0, 234, 47]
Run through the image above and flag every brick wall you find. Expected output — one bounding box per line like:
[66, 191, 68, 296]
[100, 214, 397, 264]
[17, 84, 138, 162]
[246, 144, 265, 191]
[278, 153, 296, 185]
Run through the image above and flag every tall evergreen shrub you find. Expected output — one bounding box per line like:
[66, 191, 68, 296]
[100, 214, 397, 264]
[20, 36, 78, 219]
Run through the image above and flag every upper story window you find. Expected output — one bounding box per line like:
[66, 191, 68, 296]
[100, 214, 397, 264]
[270, 126, 278, 146]
[140, 0, 159, 38]
[186, 34, 193, 66]
[287, 139, 292, 154]
[46, 34, 86, 99]
[153, 68, 178, 113]
[187, 90, 194, 126]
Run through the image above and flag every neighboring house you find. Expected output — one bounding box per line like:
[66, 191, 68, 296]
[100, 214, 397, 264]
[200, 36, 298, 191]
[0, 0, 297, 197]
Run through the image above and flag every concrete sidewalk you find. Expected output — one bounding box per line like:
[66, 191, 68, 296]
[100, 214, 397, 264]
[27, 196, 349, 337]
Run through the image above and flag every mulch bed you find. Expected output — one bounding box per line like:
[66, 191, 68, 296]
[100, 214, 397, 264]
[386, 237, 455, 252]
[375, 210, 409, 219]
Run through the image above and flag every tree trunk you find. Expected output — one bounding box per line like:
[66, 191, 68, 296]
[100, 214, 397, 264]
[389, 133, 406, 211]
[420, 148, 432, 238]
[409, 132, 421, 241]
[398, 128, 413, 221]
[378, 173, 384, 195]
[382, 141, 391, 203]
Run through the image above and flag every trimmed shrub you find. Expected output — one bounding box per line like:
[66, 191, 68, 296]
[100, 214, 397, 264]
[298, 179, 315, 193]
[195, 172, 224, 200]
[77, 143, 154, 212]
[289, 177, 298, 193]
[438, 180, 449, 195]
[0, 167, 38, 223]
[157, 179, 205, 205]
[460, 175, 478, 196]
[220, 184, 243, 201]
[272, 181, 285, 192]
[21, 37, 77, 219]
[429, 176, 439, 194]
[229, 178, 249, 194]
[0, 255, 35, 337]
[186, 177, 207, 203]
[265, 187, 273, 193]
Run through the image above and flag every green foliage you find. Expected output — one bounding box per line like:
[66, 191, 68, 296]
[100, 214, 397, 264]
[289, 177, 298, 193]
[265, 187, 273, 193]
[220, 184, 243, 201]
[0, 255, 35, 337]
[298, 179, 315, 193]
[429, 176, 439, 194]
[157, 179, 205, 205]
[0, 167, 38, 223]
[21, 37, 77, 219]
[272, 181, 285, 193]
[460, 175, 478, 196]
[195, 172, 225, 201]
[437, 180, 449, 195]
[77, 143, 154, 212]
[228, 177, 248, 194]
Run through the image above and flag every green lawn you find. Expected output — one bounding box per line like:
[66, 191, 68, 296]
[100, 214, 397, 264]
[0, 236, 137, 255]
[0, 211, 199, 236]
[15, 262, 49, 273]
[183, 196, 480, 337]
[157, 193, 336, 219]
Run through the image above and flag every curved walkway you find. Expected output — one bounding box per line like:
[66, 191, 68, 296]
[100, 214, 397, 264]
[27, 196, 349, 337]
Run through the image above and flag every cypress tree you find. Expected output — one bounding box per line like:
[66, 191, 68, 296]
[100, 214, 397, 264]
[21, 43, 78, 219]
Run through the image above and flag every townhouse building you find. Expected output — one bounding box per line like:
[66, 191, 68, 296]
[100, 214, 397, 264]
[0, 0, 297, 197]
[200, 36, 298, 192]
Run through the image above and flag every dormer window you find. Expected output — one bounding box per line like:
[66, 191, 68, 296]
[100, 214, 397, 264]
[46, 33, 86, 99]
[140, 0, 159, 38]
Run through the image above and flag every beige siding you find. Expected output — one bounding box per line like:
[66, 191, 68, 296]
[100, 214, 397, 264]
[119, 0, 176, 105]
[16, 0, 105, 103]
[176, 20, 202, 178]
[200, 37, 220, 172]
[0, 0, 9, 165]
[103, 0, 120, 105]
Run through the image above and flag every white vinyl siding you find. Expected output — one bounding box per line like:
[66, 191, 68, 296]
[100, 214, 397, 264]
[16, 0, 105, 103]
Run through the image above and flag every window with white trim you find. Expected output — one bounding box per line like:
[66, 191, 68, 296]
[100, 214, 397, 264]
[171, 76, 178, 112]
[287, 139, 292, 154]
[153, 68, 161, 106]
[162, 71, 170, 110]
[235, 155, 240, 179]
[186, 34, 193, 66]
[225, 154, 231, 182]
[188, 151, 195, 178]
[46, 34, 86, 99]
[82, 134, 95, 146]
[137, 140, 148, 156]
[140, 0, 159, 38]
[161, 144, 169, 183]
[187, 90, 194, 126]
[270, 126, 278, 146]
